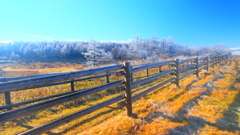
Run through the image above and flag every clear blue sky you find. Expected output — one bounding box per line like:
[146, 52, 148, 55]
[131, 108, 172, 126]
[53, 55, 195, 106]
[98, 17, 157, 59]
[0, 0, 239, 48]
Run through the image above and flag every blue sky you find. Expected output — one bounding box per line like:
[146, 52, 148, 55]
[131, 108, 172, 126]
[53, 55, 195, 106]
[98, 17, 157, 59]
[0, 0, 239, 48]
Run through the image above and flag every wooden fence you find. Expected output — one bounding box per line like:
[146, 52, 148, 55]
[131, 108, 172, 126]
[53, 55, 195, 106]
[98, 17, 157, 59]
[0, 54, 231, 135]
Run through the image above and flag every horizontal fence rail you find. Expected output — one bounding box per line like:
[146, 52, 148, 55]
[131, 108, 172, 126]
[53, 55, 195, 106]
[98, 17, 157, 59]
[132, 69, 174, 87]
[19, 95, 125, 135]
[0, 53, 231, 135]
[131, 60, 175, 73]
[179, 58, 195, 64]
[0, 64, 124, 93]
[0, 80, 124, 123]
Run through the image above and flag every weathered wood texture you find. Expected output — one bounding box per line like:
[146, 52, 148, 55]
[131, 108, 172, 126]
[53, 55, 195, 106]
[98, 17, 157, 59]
[0, 80, 124, 123]
[19, 95, 125, 135]
[0, 54, 231, 134]
[0, 64, 123, 93]
[124, 62, 133, 117]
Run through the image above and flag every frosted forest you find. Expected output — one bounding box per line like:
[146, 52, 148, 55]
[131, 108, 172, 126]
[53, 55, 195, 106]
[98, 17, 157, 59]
[0, 36, 231, 65]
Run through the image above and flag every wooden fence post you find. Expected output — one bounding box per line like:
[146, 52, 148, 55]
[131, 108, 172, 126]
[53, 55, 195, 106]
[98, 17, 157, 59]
[174, 59, 180, 88]
[70, 81, 75, 91]
[206, 56, 209, 71]
[146, 69, 149, 77]
[221, 55, 223, 63]
[195, 57, 199, 77]
[4, 92, 12, 110]
[219, 55, 221, 64]
[124, 62, 132, 117]
[213, 56, 216, 67]
[158, 67, 161, 73]
[106, 72, 110, 83]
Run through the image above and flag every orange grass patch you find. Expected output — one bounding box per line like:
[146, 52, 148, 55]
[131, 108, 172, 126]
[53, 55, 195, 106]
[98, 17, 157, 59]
[165, 87, 206, 113]
[192, 75, 216, 86]
[79, 116, 136, 135]
[138, 117, 187, 135]
[188, 89, 238, 123]
[212, 75, 236, 88]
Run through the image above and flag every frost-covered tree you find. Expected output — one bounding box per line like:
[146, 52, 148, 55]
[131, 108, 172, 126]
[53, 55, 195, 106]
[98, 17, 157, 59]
[0, 36, 231, 62]
[10, 52, 20, 60]
[213, 44, 231, 55]
[83, 40, 114, 66]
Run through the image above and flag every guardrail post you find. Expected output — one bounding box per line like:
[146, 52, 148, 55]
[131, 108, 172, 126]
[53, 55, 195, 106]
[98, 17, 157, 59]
[195, 57, 199, 77]
[124, 62, 132, 117]
[106, 72, 110, 83]
[71, 81, 75, 91]
[206, 56, 209, 71]
[174, 59, 180, 88]
[4, 92, 12, 110]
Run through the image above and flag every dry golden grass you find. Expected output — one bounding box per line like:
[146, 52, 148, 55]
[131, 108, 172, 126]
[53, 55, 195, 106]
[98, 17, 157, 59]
[2, 62, 84, 76]
[1, 59, 240, 135]
[199, 125, 238, 135]
[192, 75, 216, 86]
[79, 60, 240, 135]
[188, 88, 238, 123]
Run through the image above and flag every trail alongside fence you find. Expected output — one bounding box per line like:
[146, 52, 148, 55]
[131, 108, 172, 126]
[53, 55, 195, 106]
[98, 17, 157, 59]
[0, 54, 232, 135]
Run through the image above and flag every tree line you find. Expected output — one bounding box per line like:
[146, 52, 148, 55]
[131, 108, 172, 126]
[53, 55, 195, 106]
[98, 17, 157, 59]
[0, 36, 231, 65]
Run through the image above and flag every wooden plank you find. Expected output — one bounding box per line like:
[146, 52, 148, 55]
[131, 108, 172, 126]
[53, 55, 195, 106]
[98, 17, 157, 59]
[0, 90, 79, 110]
[206, 56, 209, 71]
[195, 57, 199, 77]
[132, 69, 169, 80]
[0, 73, 64, 82]
[19, 95, 125, 135]
[105, 72, 110, 83]
[198, 61, 206, 67]
[174, 59, 180, 87]
[179, 70, 195, 80]
[0, 64, 123, 93]
[179, 58, 195, 64]
[179, 64, 195, 73]
[124, 62, 132, 117]
[132, 78, 174, 101]
[4, 92, 12, 110]
[131, 63, 147, 67]
[146, 69, 149, 77]
[198, 57, 207, 61]
[158, 67, 161, 73]
[131, 60, 174, 73]
[199, 65, 207, 72]
[0, 80, 124, 124]
[33, 73, 111, 89]
[70, 81, 74, 91]
[132, 69, 174, 87]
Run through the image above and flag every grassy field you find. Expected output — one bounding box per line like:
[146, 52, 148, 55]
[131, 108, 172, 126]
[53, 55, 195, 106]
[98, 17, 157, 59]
[0, 60, 239, 135]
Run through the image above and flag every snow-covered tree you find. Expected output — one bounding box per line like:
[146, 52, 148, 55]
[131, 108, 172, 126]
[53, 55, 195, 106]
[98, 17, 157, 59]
[83, 40, 114, 66]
